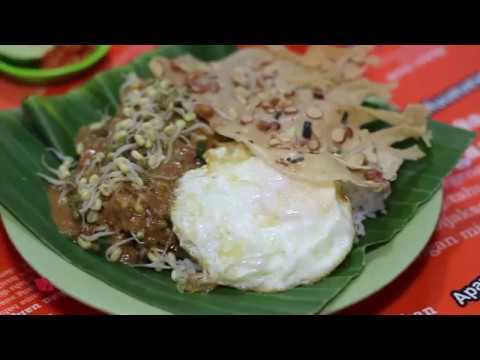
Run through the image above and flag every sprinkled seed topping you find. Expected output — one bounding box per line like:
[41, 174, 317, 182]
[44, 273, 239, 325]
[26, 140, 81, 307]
[277, 127, 296, 143]
[344, 127, 354, 140]
[276, 158, 290, 167]
[270, 122, 281, 131]
[257, 120, 272, 132]
[308, 138, 320, 151]
[260, 101, 270, 110]
[364, 170, 385, 183]
[194, 104, 215, 121]
[187, 73, 216, 94]
[240, 115, 254, 125]
[284, 106, 298, 115]
[306, 107, 323, 120]
[270, 97, 280, 107]
[332, 127, 353, 144]
[332, 127, 347, 143]
[279, 99, 294, 108]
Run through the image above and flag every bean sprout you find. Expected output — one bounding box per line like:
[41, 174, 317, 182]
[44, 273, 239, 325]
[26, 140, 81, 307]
[105, 237, 134, 261]
[80, 231, 116, 242]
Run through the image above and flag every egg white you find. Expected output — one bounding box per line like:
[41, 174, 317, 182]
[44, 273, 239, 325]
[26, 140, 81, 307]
[171, 144, 355, 292]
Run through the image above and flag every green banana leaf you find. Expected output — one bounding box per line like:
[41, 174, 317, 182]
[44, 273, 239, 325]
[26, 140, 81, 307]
[0, 45, 475, 315]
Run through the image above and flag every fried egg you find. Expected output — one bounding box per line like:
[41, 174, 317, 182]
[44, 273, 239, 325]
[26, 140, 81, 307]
[171, 144, 355, 292]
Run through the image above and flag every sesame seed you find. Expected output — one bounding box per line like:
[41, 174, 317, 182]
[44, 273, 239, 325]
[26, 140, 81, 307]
[284, 106, 298, 115]
[306, 107, 323, 120]
[308, 138, 320, 151]
[332, 127, 347, 143]
[240, 115, 254, 125]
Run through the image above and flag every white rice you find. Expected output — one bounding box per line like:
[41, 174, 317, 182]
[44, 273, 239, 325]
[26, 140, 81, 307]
[344, 182, 391, 238]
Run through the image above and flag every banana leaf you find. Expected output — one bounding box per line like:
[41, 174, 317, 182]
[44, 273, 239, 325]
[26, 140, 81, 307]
[0, 45, 475, 315]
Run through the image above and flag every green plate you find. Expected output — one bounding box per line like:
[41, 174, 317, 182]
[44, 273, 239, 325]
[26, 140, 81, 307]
[0, 190, 442, 315]
[0, 45, 111, 84]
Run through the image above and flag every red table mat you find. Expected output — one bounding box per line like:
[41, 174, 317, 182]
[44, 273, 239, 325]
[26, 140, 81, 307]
[0, 45, 479, 315]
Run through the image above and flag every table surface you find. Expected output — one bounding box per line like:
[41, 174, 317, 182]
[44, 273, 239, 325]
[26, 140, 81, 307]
[0, 45, 479, 316]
